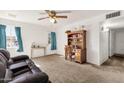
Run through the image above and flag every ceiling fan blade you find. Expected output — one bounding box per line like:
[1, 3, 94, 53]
[56, 10, 71, 14]
[56, 16, 68, 18]
[38, 17, 49, 20]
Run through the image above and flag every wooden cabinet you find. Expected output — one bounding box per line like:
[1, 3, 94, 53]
[65, 30, 86, 64]
[75, 49, 82, 62]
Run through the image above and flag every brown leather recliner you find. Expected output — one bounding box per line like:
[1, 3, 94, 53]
[0, 49, 50, 83]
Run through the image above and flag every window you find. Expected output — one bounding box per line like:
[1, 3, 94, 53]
[6, 25, 18, 48]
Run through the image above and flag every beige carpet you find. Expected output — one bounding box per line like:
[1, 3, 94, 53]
[33, 55, 124, 83]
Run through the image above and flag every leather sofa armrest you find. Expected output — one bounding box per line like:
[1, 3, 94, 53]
[11, 55, 29, 62]
[9, 72, 49, 83]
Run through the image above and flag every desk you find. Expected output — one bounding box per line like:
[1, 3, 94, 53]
[31, 47, 46, 58]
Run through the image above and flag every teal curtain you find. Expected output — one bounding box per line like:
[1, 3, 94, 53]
[15, 27, 24, 52]
[0, 25, 6, 49]
[51, 32, 57, 50]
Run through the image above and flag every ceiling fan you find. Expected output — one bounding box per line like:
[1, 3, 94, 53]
[38, 10, 71, 24]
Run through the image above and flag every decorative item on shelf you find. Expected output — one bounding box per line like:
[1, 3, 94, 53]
[71, 54, 75, 61]
[37, 45, 40, 48]
[31, 42, 36, 48]
[35, 44, 38, 48]
[36, 44, 40, 48]
[81, 25, 87, 30]
[73, 27, 78, 32]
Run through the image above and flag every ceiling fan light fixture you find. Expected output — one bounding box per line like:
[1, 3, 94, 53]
[38, 10, 69, 23]
[49, 18, 56, 24]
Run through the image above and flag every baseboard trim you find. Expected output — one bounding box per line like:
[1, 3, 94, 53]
[113, 54, 124, 58]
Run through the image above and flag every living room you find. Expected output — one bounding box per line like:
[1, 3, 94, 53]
[1, 10, 124, 83]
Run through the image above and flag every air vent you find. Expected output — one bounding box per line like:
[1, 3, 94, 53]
[106, 11, 121, 19]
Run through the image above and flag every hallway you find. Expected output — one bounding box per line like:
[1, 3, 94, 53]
[103, 55, 124, 67]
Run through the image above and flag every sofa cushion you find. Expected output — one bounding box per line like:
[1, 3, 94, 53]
[13, 67, 30, 76]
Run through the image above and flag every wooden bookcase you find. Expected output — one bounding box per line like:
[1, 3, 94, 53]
[65, 30, 86, 64]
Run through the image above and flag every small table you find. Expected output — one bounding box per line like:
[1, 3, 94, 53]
[31, 47, 46, 58]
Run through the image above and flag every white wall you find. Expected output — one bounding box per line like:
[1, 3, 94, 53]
[114, 29, 124, 54]
[109, 30, 116, 56]
[109, 29, 124, 56]
[86, 23, 101, 65]
[0, 18, 56, 57]
[56, 28, 67, 56]
[100, 30, 109, 64]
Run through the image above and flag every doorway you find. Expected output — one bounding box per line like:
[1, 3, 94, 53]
[101, 16, 124, 66]
[104, 28, 124, 67]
